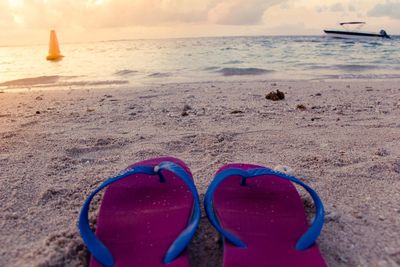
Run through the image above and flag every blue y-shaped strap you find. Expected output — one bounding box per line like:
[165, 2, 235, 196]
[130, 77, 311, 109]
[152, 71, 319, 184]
[78, 162, 201, 267]
[204, 167, 325, 251]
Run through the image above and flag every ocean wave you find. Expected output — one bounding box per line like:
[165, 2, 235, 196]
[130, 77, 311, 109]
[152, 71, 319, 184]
[57, 80, 129, 86]
[220, 47, 237, 51]
[321, 73, 400, 79]
[203, 66, 220, 71]
[114, 69, 138, 76]
[293, 39, 322, 43]
[0, 76, 128, 89]
[217, 67, 272, 76]
[305, 64, 381, 72]
[148, 72, 171, 78]
[333, 64, 380, 72]
[223, 60, 244, 65]
[0, 75, 70, 87]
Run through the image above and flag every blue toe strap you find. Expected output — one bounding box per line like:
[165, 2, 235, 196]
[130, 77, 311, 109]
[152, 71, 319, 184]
[204, 167, 325, 251]
[159, 162, 201, 264]
[78, 162, 201, 267]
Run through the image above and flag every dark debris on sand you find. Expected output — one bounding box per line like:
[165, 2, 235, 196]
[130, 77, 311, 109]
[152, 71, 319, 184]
[266, 90, 285, 101]
[181, 104, 193, 116]
[183, 104, 192, 112]
[230, 110, 244, 114]
[296, 104, 307, 111]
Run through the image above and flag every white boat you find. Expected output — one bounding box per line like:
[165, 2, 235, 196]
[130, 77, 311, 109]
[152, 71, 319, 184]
[324, 22, 390, 39]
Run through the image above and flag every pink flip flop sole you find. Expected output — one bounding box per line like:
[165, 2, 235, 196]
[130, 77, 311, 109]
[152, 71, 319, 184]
[90, 157, 194, 267]
[213, 163, 326, 267]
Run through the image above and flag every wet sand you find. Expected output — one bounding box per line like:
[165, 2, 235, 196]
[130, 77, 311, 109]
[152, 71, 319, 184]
[1, 80, 400, 266]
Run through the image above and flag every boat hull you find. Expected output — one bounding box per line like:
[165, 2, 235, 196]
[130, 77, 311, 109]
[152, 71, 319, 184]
[324, 30, 389, 39]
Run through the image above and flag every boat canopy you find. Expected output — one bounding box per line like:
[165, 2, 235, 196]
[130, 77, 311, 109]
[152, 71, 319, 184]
[339, 22, 366, 25]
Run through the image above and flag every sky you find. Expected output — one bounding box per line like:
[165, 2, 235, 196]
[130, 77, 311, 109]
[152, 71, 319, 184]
[1, 0, 399, 45]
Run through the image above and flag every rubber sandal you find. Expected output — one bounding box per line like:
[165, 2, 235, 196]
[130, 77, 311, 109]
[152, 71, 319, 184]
[78, 157, 200, 267]
[204, 163, 326, 267]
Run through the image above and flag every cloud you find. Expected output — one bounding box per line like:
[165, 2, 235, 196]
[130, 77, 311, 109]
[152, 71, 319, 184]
[330, 3, 344, 12]
[0, 0, 288, 29]
[0, 1, 15, 28]
[368, 0, 400, 19]
[207, 0, 285, 25]
[0, 0, 213, 29]
[316, 2, 351, 13]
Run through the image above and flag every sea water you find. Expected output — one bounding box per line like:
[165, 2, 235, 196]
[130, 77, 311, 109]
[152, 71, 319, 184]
[1, 35, 399, 90]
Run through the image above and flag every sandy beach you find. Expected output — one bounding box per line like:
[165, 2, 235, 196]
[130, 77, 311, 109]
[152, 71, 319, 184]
[1, 80, 399, 267]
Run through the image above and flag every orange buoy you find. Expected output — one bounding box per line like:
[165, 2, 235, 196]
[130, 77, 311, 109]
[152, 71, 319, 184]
[46, 30, 63, 61]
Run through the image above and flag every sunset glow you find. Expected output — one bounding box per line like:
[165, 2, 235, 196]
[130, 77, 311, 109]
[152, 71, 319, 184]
[0, 0, 399, 45]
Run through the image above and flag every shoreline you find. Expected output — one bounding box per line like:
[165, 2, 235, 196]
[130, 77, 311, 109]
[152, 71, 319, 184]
[3, 77, 400, 94]
[1, 79, 400, 266]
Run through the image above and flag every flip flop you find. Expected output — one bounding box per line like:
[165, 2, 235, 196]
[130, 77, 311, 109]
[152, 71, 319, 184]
[79, 157, 200, 267]
[204, 163, 326, 267]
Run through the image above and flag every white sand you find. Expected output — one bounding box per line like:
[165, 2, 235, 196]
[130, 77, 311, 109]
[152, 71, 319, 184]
[1, 80, 400, 267]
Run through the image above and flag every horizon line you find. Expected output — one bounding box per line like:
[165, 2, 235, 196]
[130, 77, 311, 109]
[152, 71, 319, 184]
[1, 33, 398, 47]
